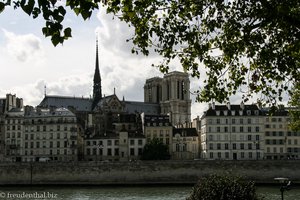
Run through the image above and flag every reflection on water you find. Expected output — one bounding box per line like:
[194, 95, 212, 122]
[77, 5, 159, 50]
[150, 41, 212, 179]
[0, 185, 299, 200]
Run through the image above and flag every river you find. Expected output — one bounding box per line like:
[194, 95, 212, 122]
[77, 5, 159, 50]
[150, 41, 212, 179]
[0, 186, 299, 200]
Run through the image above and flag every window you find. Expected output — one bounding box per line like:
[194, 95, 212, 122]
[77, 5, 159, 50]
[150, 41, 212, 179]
[130, 140, 135, 145]
[240, 119, 243, 124]
[248, 127, 252, 132]
[107, 148, 112, 156]
[232, 127, 236, 133]
[232, 118, 236, 124]
[240, 143, 244, 149]
[248, 143, 252, 149]
[225, 152, 229, 159]
[130, 148, 135, 156]
[232, 143, 236, 150]
[209, 143, 213, 150]
[255, 135, 260, 141]
[256, 127, 260, 132]
[217, 152, 221, 158]
[210, 152, 214, 159]
[249, 152, 253, 159]
[115, 140, 119, 146]
[209, 135, 213, 141]
[240, 127, 244, 132]
[224, 127, 228, 132]
[217, 143, 221, 150]
[114, 148, 119, 156]
[216, 119, 220, 124]
[247, 118, 251, 124]
[107, 140, 112, 146]
[241, 152, 245, 158]
[225, 143, 229, 150]
[248, 135, 252, 141]
[217, 127, 220, 132]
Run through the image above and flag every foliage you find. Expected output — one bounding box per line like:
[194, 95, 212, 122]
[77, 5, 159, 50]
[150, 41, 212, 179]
[141, 138, 170, 160]
[187, 174, 261, 200]
[1, 0, 299, 104]
[288, 82, 300, 132]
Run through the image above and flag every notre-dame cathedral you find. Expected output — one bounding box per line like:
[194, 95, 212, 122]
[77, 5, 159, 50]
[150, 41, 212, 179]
[39, 39, 191, 129]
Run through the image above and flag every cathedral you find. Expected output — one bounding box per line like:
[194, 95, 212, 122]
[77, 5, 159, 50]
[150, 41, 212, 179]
[39, 39, 192, 128]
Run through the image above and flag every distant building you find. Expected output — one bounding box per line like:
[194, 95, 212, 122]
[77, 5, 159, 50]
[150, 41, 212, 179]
[263, 108, 300, 160]
[142, 114, 173, 153]
[4, 106, 78, 162]
[144, 71, 191, 125]
[172, 128, 199, 160]
[200, 103, 264, 160]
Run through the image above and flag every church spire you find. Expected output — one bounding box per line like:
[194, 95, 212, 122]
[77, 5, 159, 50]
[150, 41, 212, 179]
[92, 37, 102, 109]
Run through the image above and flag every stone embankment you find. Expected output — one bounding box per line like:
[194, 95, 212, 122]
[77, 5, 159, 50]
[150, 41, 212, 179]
[0, 160, 299, 185]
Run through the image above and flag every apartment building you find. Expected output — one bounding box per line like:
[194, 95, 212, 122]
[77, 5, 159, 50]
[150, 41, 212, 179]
[201, 103, 264, 160]
[264, 108, 300, 159]
[4, 106, 78, 162]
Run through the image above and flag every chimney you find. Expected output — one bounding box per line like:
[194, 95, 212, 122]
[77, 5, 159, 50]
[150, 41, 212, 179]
[227, 102, 231, 110]
[208, 103, 212, 109]
[240, 101, 245, 110]
[212, 102, 215, 110]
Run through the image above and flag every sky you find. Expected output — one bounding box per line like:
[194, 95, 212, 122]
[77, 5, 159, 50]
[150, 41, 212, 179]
[1, 5, 285, 120]
[0, 5, 213, 119]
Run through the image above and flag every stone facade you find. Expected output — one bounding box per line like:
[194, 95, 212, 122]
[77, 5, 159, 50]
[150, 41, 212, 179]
[144, 71, 191, 125]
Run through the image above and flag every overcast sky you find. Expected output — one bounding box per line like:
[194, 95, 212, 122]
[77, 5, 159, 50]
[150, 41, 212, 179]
[1, 5, 282, 119]
[0, 5, 212, 119]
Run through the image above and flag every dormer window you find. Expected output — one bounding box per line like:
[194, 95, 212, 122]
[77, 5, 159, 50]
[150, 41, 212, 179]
[216, 111, 220, 116]
[247, 110, 251, 115]
[239, 110, 243, 116]
[254, 110, 259, 115]
[224, 110, 228, 116]
[231, 110, 236, 116]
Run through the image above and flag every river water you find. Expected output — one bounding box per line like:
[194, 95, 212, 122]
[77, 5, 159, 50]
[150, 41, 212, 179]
[0, 186, 299, 200]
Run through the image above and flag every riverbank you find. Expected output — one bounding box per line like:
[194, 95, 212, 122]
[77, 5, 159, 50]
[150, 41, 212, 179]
[1, 160, 299, 185]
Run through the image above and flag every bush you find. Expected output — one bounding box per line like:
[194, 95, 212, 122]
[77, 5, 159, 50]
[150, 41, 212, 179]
[187, 174, 262, 200]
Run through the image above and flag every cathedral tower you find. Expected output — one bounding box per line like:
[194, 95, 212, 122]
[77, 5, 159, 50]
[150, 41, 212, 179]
[144, 71, 191, 125]
[92, 38, 102, 109]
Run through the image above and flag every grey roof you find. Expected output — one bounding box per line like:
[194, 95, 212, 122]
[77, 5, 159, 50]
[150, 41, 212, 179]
[39, 95, 92, 112]
[124, 101, 160, 115]
[173, 128, 198, 137]
[202, 104, 262, 118]
[25, 107, 76, 118]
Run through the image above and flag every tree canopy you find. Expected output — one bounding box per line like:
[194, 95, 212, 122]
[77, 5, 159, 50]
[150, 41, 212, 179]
[141, 138, 170, 160]
[187, 174, 262, 200]
[1, 0, 299, 104]
[289, 82, 300, 132]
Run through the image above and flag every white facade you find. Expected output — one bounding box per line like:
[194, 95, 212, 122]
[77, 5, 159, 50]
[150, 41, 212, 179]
[4, 107, 78, 162]
[201, 104, 264, 160]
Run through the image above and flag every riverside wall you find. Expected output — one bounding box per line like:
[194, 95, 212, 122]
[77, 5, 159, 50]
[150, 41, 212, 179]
[0, 160, 300, 185]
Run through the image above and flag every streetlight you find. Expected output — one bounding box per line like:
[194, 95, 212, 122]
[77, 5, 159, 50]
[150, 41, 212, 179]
[274, 177, 291, 200]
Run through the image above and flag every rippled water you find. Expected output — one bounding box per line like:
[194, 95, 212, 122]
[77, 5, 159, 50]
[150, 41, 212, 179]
[0, 185, 299, 200]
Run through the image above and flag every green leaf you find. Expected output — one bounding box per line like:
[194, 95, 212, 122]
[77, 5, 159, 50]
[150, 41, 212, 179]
[0, 2, 5, 13]
[64, 27, 72, 38]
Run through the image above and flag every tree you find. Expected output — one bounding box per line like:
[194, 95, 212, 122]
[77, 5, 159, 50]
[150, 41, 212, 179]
[288, 82, 300, 132]
[1, 0, 299, 104]
[141, 138, 170, 160]
[187, 174, 262, 200]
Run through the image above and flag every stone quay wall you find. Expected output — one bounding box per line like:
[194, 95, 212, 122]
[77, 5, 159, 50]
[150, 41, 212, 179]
[0, 160, 299, 185]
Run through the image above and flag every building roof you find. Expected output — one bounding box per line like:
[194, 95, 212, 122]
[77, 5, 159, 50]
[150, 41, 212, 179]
[173, 128, 198, 137]
[24, 107, 75, 118]
[124, 101, 160, 115]
[202, 104, 262, 118]
[39, 95, 92, 112]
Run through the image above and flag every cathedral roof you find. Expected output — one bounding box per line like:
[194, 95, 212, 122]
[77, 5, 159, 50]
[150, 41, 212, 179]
[123, 101, 160, 115]
[39, 95, 92, 112]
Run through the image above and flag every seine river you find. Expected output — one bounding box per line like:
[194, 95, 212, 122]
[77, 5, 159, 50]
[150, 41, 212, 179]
[0, 186, 299, 200]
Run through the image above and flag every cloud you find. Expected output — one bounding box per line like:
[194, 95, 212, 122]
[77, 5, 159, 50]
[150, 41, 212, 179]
[2, 29, 44, 63]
